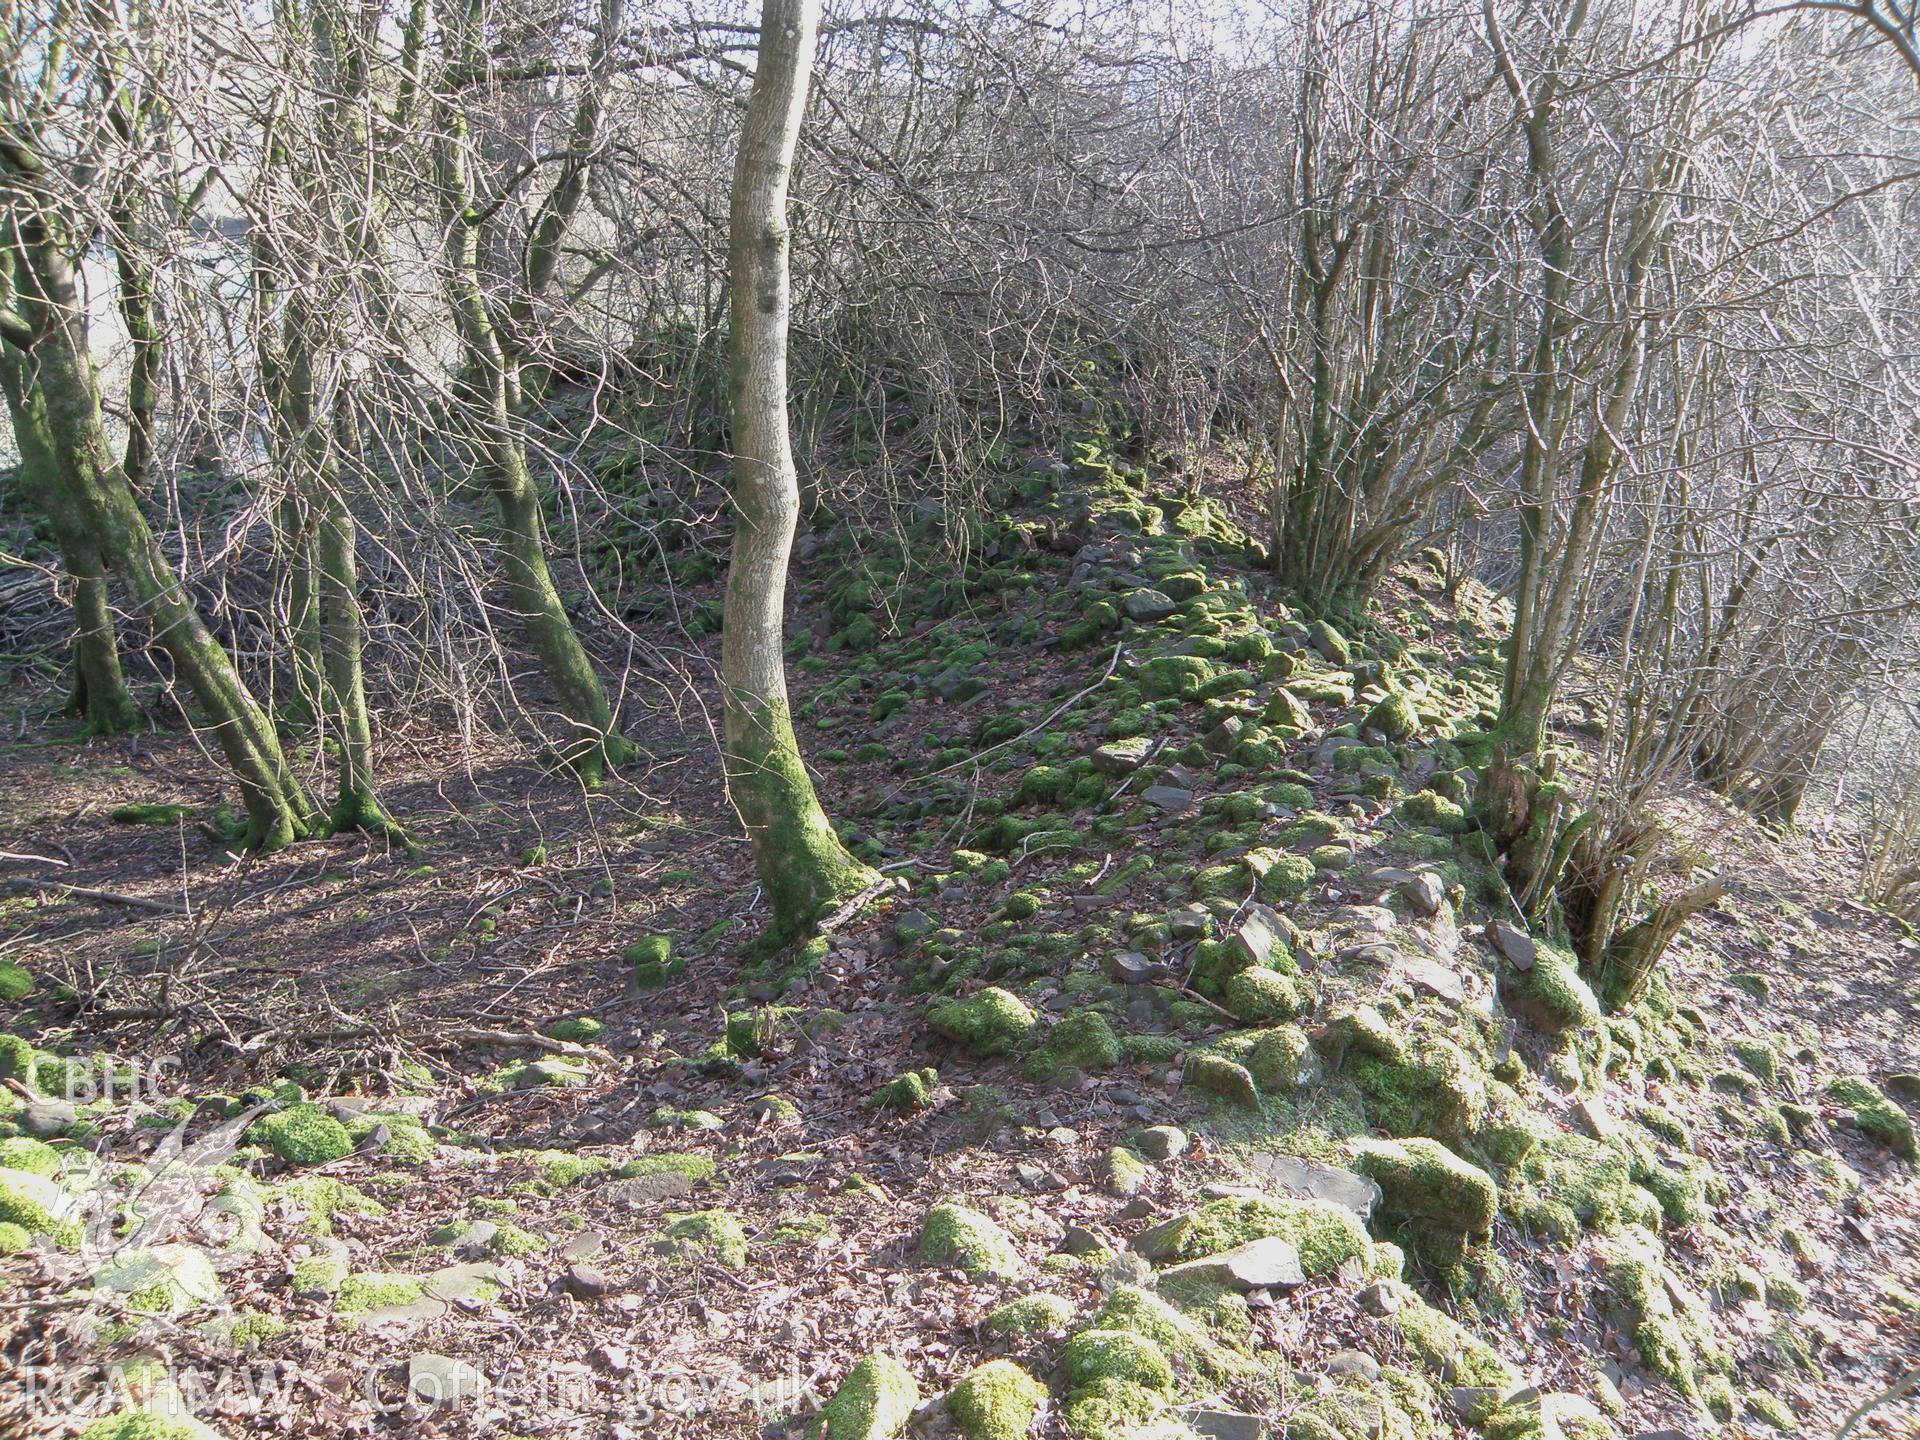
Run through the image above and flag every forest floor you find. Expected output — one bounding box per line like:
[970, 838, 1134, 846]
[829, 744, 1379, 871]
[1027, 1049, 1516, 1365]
[0, 451, 1915, 1440]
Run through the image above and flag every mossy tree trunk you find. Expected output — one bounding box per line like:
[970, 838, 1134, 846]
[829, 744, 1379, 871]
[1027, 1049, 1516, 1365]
[0, 347, 138, 734]
[432, 0, 629, 783]
[0, 216, 312, 849]
[721, 0, 879, 940]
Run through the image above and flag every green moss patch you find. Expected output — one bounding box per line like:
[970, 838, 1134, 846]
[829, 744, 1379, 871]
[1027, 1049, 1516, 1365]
[247, 1104, 354, 1166]
[1826, 1075, 1916, 1158]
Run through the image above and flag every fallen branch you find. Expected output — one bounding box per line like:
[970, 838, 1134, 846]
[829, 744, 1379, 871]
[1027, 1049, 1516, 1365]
[7, 878, 186, 915]
[817, 874, 895, 934]
[0, 850, 69, 867]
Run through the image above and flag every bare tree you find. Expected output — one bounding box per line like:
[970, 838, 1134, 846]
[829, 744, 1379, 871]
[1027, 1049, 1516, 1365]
[721, 0, 877, 939]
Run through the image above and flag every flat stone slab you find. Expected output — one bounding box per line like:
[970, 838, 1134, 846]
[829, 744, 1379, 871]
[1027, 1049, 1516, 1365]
[1142, 785, 1195, 812]
[601, 1173, 695, 1205]
[1487, 920, 1536, 970]
[1123, 589, 1180, 622]
[409, 1353, 487, 1403]
[1182, 1409, 1266, 1440]
[1245, 1154, 1381, 1222]
[1397, 957, 1465, 1004]
[1161, 1236, 1305, 1292]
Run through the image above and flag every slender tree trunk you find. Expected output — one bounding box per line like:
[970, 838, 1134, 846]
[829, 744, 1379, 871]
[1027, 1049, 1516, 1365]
[315, 487, 400, 838]
[8, 236, 310, 849]
[279, 493, 325, 723]
[434, 0, 629, 783]
[0, 352, 138, 734]
[721, 0, 879, 940]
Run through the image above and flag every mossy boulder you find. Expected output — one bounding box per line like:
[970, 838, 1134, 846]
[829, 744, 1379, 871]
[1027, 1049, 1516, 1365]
[919, 1201, 1025, 1281]
[1183, 1052, 1260, 1109]
[93, 1244, 225, 1318]
[1352, 1138, 1498, 1234]
[1366, 692, 1419, 742]
[1223, 967, 1311, 1024]
[0, 963, 30, 1004]
[625, 934, 682, 986]
[1600, 1229, 1728, 1401]
[947, 1360, 1047, 1440]
[928, 988, 1037, 1057]
[1134, 1194, 1376, 1279]
[985, 1291, 1077, 1336]
[657, 1209, 748, 1268]
[1063, 1329, 1173, 1392]
[813, 1354, 920, 1440]
[871, 1067, 939, 1112]
[1245, 1026, 1318, 1091]
[1247, 848, 1317, 904]
[1137, 655, 1216, 700]
[1499, 947, 1601, 1036]
[1395, 791, 1468, 833]
[1826, 1075, 1915, 1158]
[1027, 1011, 1120, 1081]
[247, 1105, 354, 1167]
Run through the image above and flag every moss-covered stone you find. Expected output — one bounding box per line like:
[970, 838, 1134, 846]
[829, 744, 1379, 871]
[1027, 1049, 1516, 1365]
[1137, 655, 1216, 699]
[928, 987, 1037, 1057]
[291, 1250, 349, 1294]
[1500, 947, 1600, 1035]
[1600, 1228, 1727, 1402]
[1344, 1036, 1487, 1142]
[1249, 849, 1317, 904]
[1097, 1145, 1150, 1196]
[247, 1104, 354, 1166]
[1366, 692, 1419, 741]
[1245, 1025, 1317, 1091]
[657, 1209, 748, 1268]
[1133, 1195, 1375, 1278]
[1063, 1329, 1173, 1391]
[1395, 791, 1468, 832]
[1027, 1011, 1120, 1081]
[1389, 1285, 1517, 1396]
[919, 1201, 1024, 1281]
[1352, 1137, 1498, 1234]
[93, 1244, 225, 1318]
[813, 1354, 920, 1440]
[986, 1291, 1078, 1336]
[1505, 1132, 1632, 1242]
[871, 1067, 939, 1112]
[1826, 1075, 1916, 1158]
[617, 1151, 717, 1183]
[0, 1137, 61, 1176]
[335, 1269, 428, 1313]
[1183, 1052, 1260, 1109]
[0, 1167, 81, 1245]
[277, 1175, 385, 1234]
[947, 1360, 1047, 1440]
[1223, 967, 1310, 1024]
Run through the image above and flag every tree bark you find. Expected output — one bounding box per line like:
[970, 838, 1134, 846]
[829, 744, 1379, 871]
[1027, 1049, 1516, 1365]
[721, 0, 879, 940]
[0, 312, 138, 735]
[434, 0, 629, 783]
[4, 229, 311, 849]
